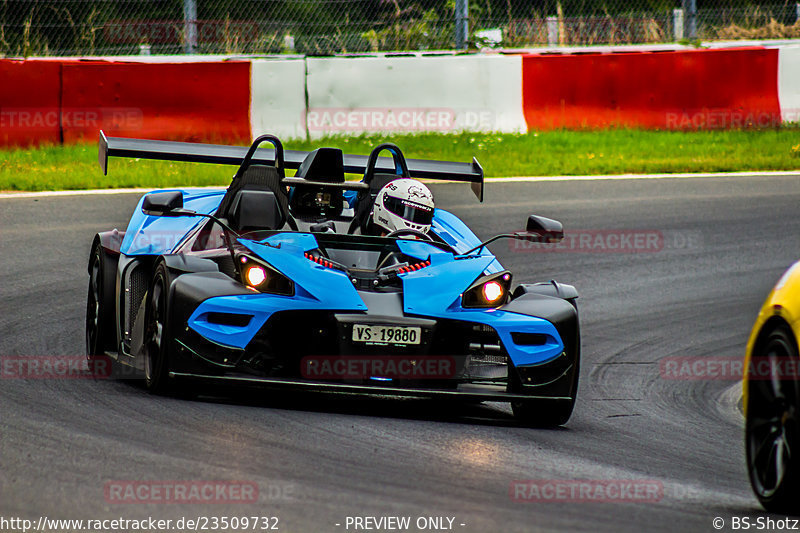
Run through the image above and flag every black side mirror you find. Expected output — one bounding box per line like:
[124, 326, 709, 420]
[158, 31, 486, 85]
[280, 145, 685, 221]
[460, 214, 565, 256]
[142, 191, 184, 216]
[523, 214, 564, 243]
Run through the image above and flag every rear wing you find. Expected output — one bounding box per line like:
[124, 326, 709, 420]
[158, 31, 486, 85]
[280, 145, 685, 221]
[99, 131, 484, 201]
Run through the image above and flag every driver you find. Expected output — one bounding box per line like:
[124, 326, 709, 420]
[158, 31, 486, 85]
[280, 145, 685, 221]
[368, 179, 435, 237]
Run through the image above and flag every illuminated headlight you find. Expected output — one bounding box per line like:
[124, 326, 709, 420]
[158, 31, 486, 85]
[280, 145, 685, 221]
[238, 255, 294, 296]
[462, 272, 512, 308]
[482, 281, 504, 303]
[245, 265, 267, 286]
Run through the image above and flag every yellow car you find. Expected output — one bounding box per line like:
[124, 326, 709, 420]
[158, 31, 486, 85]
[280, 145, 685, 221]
[744, 261, 800, 513]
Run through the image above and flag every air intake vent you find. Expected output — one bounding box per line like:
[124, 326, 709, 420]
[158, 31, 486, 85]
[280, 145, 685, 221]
[126, 265, 148, 340]
[206, 312, 252, 327]
[511, 332, 547, 346]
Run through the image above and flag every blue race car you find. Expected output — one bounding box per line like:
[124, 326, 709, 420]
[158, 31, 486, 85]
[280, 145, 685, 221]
[87, 133, 580, 427]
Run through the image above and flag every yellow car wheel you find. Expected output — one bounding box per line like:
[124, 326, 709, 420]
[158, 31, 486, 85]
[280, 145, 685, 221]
[745, 324, 800, 514]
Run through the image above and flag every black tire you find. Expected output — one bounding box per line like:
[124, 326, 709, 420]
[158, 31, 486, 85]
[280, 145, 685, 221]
[510, 377, 578, 428]
[86, 244, 114, 378]
[144, 262, 174, 394]
[745, 325, 800, 514]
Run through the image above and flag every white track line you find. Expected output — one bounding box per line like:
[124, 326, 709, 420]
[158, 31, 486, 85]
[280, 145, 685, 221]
[485, 170, 800, 183]
[0, 186, 225, 199]
[1, 170, 799, 199]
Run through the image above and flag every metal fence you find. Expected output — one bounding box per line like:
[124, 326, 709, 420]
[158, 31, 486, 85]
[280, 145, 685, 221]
[1, 1, 798, 57]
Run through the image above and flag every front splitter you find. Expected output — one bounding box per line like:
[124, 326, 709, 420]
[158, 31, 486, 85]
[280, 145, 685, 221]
[169, 372, 572, 402]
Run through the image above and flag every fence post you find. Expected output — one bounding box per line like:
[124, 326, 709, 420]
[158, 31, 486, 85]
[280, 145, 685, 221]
[184, 0, 198, 54]
[546, 16, 558, 46]
[682, 0, 697, 40]
[673, 9, 684, 41]
[455, 0, 469, 50]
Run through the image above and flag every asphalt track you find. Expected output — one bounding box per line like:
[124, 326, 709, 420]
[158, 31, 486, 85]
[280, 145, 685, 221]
[2, 175, 800, 533]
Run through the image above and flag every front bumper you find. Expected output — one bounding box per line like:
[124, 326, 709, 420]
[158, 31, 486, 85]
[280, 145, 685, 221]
[168, 273, 578, 398]
[171, 307, 576, 399]
[182, 295, 565, 364]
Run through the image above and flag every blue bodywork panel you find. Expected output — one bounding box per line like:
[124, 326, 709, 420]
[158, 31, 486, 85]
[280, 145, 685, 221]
[121, 188, 225, 256]
[431, 209, 503, 274]
[240, 237, 367, 309]
[188, 292, 366, 351]
[124, 188, 564, 367]
[187, 231, 563, 366]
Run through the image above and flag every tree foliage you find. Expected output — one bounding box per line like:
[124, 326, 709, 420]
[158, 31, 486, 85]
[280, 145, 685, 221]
[0, 0, 793, 56]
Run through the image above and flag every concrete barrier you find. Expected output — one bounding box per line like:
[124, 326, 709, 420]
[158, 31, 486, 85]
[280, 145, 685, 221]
[778, 45, 800, 124]
[304, 55, 526, 137]
[250, 58, 307, 140]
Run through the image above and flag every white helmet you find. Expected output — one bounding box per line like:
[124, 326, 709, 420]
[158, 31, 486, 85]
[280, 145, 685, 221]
[371, 179, 435, 235]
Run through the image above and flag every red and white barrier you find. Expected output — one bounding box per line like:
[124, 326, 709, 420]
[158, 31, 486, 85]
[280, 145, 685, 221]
[0, 45, 798, 148]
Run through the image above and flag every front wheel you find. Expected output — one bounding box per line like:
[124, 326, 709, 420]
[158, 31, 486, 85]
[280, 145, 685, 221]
[511, 393, 576, 428]
[509, 355, 579, 428]
[144, 263, 174, 394]
[745, 325, 800, 514]
[510, 303, 580, 428]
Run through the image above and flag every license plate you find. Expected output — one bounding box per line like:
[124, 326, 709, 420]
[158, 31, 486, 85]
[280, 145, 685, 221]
[352, 324, 421, 345]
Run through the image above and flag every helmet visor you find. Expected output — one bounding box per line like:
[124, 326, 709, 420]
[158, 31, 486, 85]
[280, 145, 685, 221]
[383, 196, 434, 225]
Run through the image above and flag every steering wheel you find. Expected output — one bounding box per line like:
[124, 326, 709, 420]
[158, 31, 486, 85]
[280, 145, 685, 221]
[386, 228, 434, 242]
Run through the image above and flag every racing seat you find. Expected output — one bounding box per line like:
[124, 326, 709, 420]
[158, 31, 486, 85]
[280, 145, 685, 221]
[216, 134, 296, 231]
[229, 190, 286, 234]
[289, 147, 345, 221]
[349, 143, 411, 234]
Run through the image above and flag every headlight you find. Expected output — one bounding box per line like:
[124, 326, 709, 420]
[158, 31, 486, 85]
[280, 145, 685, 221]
[462, 271, 512, 308]
[238, 255, 294, 296]
[244, 265, 267, 286]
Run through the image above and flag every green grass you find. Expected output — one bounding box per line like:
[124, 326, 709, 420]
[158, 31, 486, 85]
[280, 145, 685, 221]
[2, 129, 800, 191]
